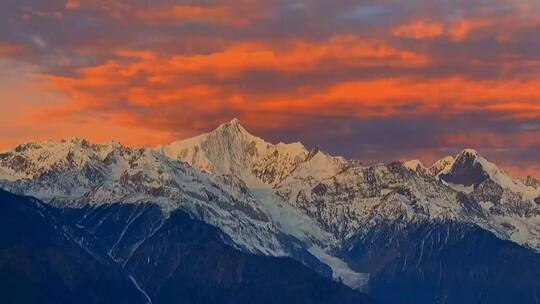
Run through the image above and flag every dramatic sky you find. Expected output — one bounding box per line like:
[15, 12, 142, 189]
[0, 0, 539, 177]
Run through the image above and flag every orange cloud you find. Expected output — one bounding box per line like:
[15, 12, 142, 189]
[441, 130, 540, 178]
[393, 20, 445, 39]
[502, 164, 540, 181]
[0, 43, 21, 57]
[443, 132, 540, 150]
[38, 34, 540, 131]
[38, 36, 431, 116]
[393, 18, 500, 41]
[65, 0, 81, 10]
[2, 0, 539, 179]
[154, 36, 429, 78]
[29, 37, 431, 142]
[259, 77, 540, 120]
[135, 5, 249, 27]
[448, 19, 494, 41]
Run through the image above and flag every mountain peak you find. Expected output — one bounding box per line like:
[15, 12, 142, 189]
[429, 155, 455, 177]
[439, 149, 488, 187]
[213, 118, 253, 138]
[217, 117, 243, 129]
[404, 159, 425, 171]
[158, 118, 270, 177]
[457, 148, 480, 158]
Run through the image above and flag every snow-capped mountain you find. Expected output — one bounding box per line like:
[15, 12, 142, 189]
[0, 138, 301, 258]
[158, 119, 540, 250]
[0, 134, 349, 287]
[0, 190, 377, 304]
[157, 118, 348, 187]
[157, 119, 365, 286]
[441, 149, 540, 200]
[1, 118, 540, 302]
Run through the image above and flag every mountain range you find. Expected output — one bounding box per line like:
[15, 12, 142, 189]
[1, 118, 539, 303]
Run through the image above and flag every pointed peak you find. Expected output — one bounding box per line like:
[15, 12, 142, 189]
[429, 155, 455, 176]
[403, 159, 425, 171]
[453, 149, 485, 165]
[208, 118, 268, 146]
[439, 148, 494, 187]
[220, 117, 242, 128]
[215, 118, 248, 133]
[453, 149, 496, 168]
[457, 148, 480, 158]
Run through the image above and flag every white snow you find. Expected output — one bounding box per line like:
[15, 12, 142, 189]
[429, 156, 455, 177]
[289, 150, 347, 181]
[479, 201, 494, 211]
[492, 215, 540, 251]
[404, 159, 425, 171]
[307, 246, 369, 290]
[157, 119, 309, 188]
[1, 118, 540, 290]
[442, 180, 475, 194]
[474, 154, 540, 201]
[250, 187, 338, 248]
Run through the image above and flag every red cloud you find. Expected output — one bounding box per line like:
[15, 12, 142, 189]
[393, 20, 445, 39]
[37, 44, 540, 158]
[260, 77, 540, 121]
[443, 131, 540, 150]
[65, 0, 81, 10]
[447, 19, 494, 41]
[393, 16, 530, 42]
[0, 43, 21, 57]
[134, 5, 249, 27]
[2, 0, 540, 178]
[39, 37, 431, 118]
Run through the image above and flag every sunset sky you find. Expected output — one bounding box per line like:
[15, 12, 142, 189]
[0, 0, 539, 177]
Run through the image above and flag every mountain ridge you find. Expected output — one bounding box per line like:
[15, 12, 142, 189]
[0, 190, 378, 304]
[1, 119, 539, 250]
[1, 118, 539, 299]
